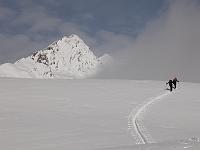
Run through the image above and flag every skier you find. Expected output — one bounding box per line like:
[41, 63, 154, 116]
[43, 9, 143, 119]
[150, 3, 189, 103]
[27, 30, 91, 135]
[172, 77, 179, 89]
[166, 79, 173, 92]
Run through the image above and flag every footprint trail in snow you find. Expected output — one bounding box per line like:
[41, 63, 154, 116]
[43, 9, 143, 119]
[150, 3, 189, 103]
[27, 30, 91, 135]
[128, 91, 171, 144]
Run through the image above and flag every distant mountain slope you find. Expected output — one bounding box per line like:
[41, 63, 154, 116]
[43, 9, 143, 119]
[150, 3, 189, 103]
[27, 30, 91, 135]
[0, 34, 110, 79]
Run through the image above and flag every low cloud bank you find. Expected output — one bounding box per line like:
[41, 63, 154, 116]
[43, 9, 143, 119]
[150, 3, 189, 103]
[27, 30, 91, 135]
[96, 0, 200, 82]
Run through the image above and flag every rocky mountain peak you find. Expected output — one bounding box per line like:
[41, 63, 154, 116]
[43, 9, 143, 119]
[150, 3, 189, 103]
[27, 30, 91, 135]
[0, 34, 109, 79]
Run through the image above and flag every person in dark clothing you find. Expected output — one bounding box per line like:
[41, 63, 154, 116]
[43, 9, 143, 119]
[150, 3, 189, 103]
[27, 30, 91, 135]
[166, 79, 173, 92]
[172, 77, 179, 89]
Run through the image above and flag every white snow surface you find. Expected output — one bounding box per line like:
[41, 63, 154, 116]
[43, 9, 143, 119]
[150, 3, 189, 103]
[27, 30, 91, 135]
[0, 34, 108, 79]
[0, 78, 200, 150]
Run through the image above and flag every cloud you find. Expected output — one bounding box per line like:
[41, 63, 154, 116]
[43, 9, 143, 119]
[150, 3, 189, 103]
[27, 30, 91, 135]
[0, 34, 49, 63]
[91, 30, 135, 57]
[0, 4, 65, 63]
[0, 7, 15, 21]
[0, 2, 97, 63]
[12, 5, 62, 33]
[97, 0, 200, 82]
[73, 13, 95, 22]
[0, 0, 165, 64]
[30, 17, 62, 33]
[81, 13, 94, 20]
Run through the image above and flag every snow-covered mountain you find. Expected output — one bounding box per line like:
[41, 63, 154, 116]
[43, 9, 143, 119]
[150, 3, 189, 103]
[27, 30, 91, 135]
[0, 34, 109, 79]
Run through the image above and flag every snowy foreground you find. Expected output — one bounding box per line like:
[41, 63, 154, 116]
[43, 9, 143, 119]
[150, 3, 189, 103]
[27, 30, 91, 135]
[0, 78, 200, 150]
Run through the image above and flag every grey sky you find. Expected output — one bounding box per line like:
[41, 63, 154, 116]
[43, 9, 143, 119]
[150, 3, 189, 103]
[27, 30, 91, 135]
[97, 0, 200, 82]
[0, 0, 166, 61]
[0, 0, 200, 82]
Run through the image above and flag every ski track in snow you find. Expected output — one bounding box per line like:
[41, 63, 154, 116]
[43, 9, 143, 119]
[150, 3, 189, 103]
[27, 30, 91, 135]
[128, 91, 171, 144]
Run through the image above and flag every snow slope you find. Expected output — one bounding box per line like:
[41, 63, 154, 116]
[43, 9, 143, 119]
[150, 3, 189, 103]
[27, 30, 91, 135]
[143, 83, 200, 143]
[128, 91, 171, 144]
[0, 78, 200, 150]
[0, 35, 108, 79]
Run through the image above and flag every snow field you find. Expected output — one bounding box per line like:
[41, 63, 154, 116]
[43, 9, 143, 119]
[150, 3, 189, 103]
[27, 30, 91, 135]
[0, 78, 200, 150]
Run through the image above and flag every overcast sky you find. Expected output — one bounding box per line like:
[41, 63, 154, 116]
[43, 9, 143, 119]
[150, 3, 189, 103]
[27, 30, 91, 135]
[0, 0, 200, 82]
